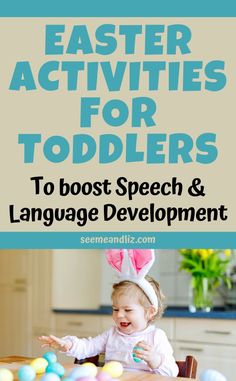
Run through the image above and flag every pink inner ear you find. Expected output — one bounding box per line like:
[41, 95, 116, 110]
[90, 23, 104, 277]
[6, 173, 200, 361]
[106, 249, 124, 272]
[128, 249, 153, 273]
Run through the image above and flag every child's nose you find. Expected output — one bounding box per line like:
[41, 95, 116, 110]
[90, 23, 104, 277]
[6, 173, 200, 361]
[117, 310, 125, 318]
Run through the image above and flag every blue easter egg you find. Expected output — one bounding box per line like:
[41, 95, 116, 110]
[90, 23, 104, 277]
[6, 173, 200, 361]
[68, 367, 91, 379]
[18, 366, 36, 381]
[46, 363, 65, 378]
[43, 352, 57, 364]
[132, 346, 143, 363]
[40, 373, 61, 381]
[200, 369, 227, 381]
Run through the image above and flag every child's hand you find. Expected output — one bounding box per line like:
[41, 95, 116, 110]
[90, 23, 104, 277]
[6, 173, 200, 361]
[38, 335, 72, 352]
[133, 341, 162, 370]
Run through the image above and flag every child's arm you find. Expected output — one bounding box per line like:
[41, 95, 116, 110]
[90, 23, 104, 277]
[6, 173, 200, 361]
[151, 329, 179, 376]
[38, 328, 111, 360]
[38, 335, 72, 352]
[62, 330, 109, 360]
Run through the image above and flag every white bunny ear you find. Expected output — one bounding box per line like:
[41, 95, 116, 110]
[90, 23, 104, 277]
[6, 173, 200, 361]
[106, 249, 124, 273]
[105, 249, 158, 309]
[127, 249, 155, 278]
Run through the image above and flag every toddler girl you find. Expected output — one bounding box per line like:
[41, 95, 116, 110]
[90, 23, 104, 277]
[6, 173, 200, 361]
[38, 249, 178, 377]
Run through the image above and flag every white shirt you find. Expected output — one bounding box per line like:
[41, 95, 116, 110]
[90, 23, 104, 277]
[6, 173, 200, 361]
[64, 324, 178, 376]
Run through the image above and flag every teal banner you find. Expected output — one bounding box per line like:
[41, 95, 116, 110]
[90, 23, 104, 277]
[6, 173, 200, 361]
[0, 232, 235, 248]
[0, 0, 236, 17]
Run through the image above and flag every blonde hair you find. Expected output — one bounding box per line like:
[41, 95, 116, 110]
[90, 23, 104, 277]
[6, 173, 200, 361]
[111, 275, 165, 320]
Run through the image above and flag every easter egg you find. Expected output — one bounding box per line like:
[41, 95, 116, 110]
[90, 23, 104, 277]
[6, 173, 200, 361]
[30, 358, 48, 374]
[43, 352, 57, 364]
[102, 361, 123, 378]
[0, 369, 14, 381]
[18, 365, 36, 381]
[132, 346, 143, 363]
[68, 367, 91, 379]
[96, 371, 112, 381]
[200, 369, 227, 381]
[46, 363, 65, 378]
[40, 373, 61, 381]
[81, 363, 97, 377]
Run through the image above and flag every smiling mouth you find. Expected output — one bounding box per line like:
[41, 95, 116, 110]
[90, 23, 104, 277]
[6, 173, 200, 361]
[120, 322, 131, 327]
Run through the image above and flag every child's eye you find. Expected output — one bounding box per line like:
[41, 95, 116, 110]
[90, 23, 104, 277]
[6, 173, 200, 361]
[125, 309, 132, 312]
[112, 308, 118, 312]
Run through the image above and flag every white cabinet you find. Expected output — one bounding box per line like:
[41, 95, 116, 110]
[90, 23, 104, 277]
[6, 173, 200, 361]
[175, 318, 236, 345]
[29, 250, 54, 331]
[155, 317, 175, 342]
[52, 250, 102, 310]
[28, 250, 55, 357]
[0, 250, 55, 357]
[174, 318, 236, 381]
[100, 315, 113, 331]
[0, 250, 103, 358]
[0, 250, 28, 285]
[0, 250, 31, 356]
[31, 250, 102, 356]
[54, 313, 102, 337]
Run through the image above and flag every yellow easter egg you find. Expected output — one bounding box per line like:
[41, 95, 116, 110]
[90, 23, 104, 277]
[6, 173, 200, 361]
[102, 361, 123, 378]
[30, 357, 48, 374]
[81, 362, 98, 377]
[0, 369, 14, 381]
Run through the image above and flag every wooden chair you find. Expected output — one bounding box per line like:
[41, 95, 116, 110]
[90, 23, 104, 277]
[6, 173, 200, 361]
[75, 354, 197, 378]
[75, 355, 100, 366]
[176, 356, 198, 378]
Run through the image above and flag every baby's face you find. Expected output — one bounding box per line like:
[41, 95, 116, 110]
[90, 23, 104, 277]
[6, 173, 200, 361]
[112, 293, 149, 334]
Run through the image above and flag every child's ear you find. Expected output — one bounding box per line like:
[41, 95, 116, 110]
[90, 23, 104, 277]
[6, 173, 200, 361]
[147, 305, 157, 321]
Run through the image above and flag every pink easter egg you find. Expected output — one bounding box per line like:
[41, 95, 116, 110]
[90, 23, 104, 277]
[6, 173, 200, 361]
[96, 372, 112, 381]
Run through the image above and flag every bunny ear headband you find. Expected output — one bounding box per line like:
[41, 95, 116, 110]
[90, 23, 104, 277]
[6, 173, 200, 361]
[105, 249, 158, 309]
